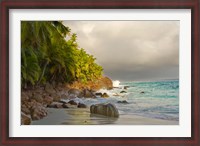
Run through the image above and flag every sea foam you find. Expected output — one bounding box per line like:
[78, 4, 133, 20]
[113, 80, 120, 87]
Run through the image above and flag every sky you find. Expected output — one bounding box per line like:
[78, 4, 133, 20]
[63, 21, 179, 82]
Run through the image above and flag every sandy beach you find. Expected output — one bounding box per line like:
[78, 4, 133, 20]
[31, 108, 178, 125]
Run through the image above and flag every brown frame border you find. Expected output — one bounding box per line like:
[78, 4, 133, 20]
[0, 0, 199, 145]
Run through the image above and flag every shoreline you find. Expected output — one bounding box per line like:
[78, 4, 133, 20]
[31, 108, 178, 125]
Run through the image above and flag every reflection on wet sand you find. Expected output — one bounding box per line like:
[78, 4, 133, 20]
[61, 108, 118, 125]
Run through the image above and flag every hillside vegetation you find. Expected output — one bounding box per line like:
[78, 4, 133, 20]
[21, 21, 103, 89]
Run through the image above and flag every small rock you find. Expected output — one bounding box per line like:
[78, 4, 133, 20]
[55, 104, 63, 108]
[47, 102, 63, 108]
[62, 104, 69, 108]
[32, 113, 41, 120]
[140, 91, 145, 94]
[124, 86, 130, 90]
[68, 100, 78, 105]
[47, 104, 57, 108]
[95, 92, 103, 96]
[78, 103, 87, 108]
[120, 91, 127, 93]
[59, 100, 67, 104]
[101, 93, 109, 98]
[43, 96, 53, 105]
[117, 100, 129, 104]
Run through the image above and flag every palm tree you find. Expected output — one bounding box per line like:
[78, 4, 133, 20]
[21, 21, 70, 87]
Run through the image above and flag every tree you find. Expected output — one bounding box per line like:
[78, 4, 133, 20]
[21, 21, 103, 88]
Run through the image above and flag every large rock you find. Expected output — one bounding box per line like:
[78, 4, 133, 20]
[90, 103, 119, 117]
[97, 77, 113, 90]
[68, 88, 83, 98]
[83, 89, 95, 98]
[21, 112, 31, 125]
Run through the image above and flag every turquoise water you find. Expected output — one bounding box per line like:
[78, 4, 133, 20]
[119, 80, 179, 121]
[63, 80, 179, 122]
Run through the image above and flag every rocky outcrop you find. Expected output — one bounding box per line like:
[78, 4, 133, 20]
[95, 77, 113, 90]
[21, 76, 114, 124]
[68, 76, 113, 91]
[90, 103, 119, 117]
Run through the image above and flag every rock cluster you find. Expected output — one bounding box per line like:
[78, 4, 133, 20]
[21, 77, 115, 125]
[21, 83, 92, 125]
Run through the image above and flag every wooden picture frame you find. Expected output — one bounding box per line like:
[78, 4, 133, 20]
[1, 0, 199, 145]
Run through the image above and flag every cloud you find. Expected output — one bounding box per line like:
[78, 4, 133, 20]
[63, 21, 179, 81]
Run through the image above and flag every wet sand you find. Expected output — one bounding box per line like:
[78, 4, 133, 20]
[31, 108, 178, 125]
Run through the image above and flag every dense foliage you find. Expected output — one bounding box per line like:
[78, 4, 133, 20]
[21, 21, 103, 88]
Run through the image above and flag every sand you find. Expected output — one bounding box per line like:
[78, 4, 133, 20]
[31, 108, 178, 125]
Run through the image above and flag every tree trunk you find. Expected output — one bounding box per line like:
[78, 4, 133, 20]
[37, 60, 49, 85]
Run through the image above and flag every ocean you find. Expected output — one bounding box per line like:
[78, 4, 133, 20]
[74, 79, 179, 122]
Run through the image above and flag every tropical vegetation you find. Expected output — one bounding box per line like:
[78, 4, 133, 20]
[21, 21, 103, 89]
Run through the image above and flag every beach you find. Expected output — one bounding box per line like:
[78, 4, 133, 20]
[31, 108, 178, 125]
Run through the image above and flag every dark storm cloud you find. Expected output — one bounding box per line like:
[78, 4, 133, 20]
[63, 21, 179, 81]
